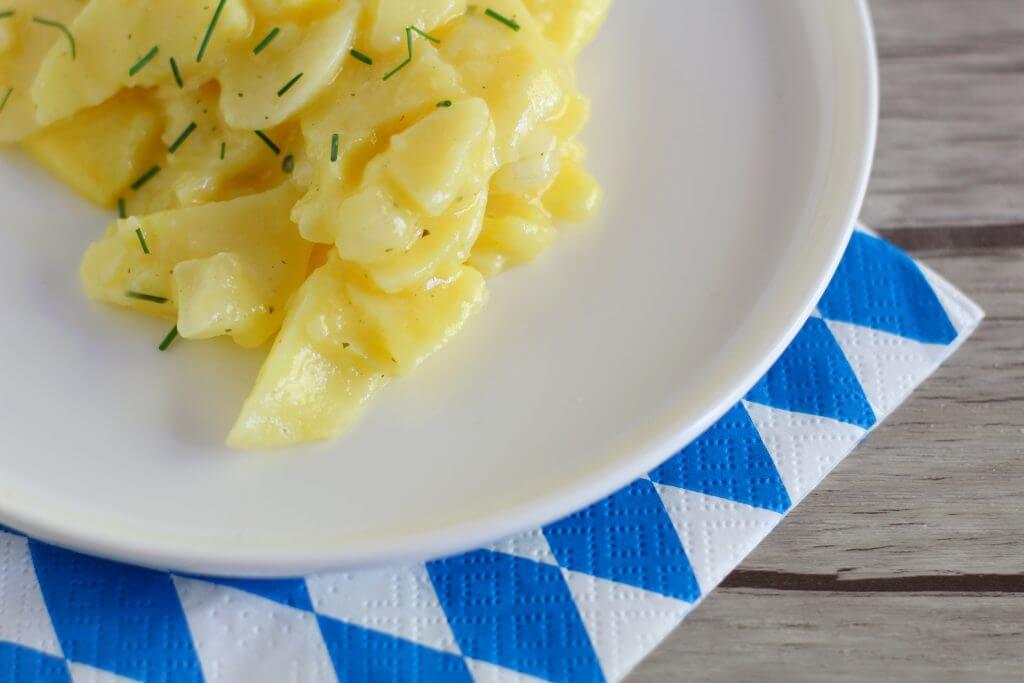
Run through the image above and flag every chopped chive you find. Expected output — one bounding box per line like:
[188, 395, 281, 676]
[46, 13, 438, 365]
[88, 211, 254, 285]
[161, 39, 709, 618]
[126, 290, 168, 304]
[129, 45, 159, 76]
[349, 49, 372, 65]
[254, 130, 280, 155]
[130, 165, 161, 190]
[276, 72, 303, 97]
[0, 87, 11, 115]
[383, 58, 410, 81]
[408, 26, 441, 43]
[484, 8, 520, 31]
[167, 121, 197, 153]
[383, 26, 439, 81]
[282, 154, 294, 174]
[134, 227, 150, 254]
[253, 27, 280, 55]
[169, 57, 184, 87]
[32, 17, 75, 58]
[330, 133, 340, 162]
[220, 141, 226, 159]
[0, 10, 14, 19]
[158, 325, 179, 351]
[117, 197, 126, 218]
[383, 27, 413, 79]
[436, 99, 452, 107]
[196, 0, 227, 63]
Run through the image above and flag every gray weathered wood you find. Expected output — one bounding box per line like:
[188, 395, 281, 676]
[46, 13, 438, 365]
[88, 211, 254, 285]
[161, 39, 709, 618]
[631, 0, 1024, 679]
[861, 0, 1024, 230]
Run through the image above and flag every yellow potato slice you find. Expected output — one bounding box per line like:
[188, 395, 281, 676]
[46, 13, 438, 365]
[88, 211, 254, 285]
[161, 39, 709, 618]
[31, 0, 253, 125]
[219, 3, 359, 130]
[348, 264, 487, 373]
[366, 0, 466, 51]
[523, 0, 611, 55]
[81, 183, 310, 347]
[469, 196, 556, 277]
[0, 1, 84, 142]
[440, 1, 568, 163]
[23, 89, 163, 206]
[543, 158, 602, 222]
[128, 84, 291, 214]
[294, 43, 465, 244]
[228, 256, 487, 448]
[378, 98, 495, 216]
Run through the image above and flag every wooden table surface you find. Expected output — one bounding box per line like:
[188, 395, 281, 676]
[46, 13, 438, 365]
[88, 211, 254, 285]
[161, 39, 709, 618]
[634, 1, 1024, 680]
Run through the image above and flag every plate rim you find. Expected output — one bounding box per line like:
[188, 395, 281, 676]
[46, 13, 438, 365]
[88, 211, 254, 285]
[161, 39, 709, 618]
[0, 0, 879, 576]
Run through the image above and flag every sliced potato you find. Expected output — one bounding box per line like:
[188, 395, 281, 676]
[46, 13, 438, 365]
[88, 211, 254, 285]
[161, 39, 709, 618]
[543, 158, 602, 222]
[228, 256, 391, 448]
[31, 0, 253, 125]
[378, 98, 495, 216]
[0, 1, 84, 142]
[81, 184, 310, 347]
[440, 1, 568, 163]
[523, 0, 612, 55]
[23, 89, 163, 206]
[219, 3, 359, 130]
[228, 256, 487, 447]
[366, 0, 466, 52]
[348, 264, 487, 373]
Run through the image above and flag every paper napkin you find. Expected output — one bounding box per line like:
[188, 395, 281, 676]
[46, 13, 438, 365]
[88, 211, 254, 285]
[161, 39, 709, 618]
[0, 226, 983, 682]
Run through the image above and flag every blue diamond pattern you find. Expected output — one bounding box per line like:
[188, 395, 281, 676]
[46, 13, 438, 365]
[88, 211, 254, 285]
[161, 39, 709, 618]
[0, 642, 71, 683]
[818, 231, 957, 345]
[544, 479, 702, 602]
[317, 615, 472, 682]
[196, 577, 314, 611]
[427, 550, 604, 683]
[0, 523, 25, 537]
[649, 402, 792, 513]
[746, 316, 877, 428]
[28, 541, 203, 683]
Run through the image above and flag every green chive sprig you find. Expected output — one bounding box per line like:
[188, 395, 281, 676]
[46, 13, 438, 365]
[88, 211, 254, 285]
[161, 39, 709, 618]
[330, 133, 340, 162]
[253, 27, 280, 55]
[254, 130, 280, 155]
[196, 0, 226, 63]
[0, 10, 14, 19]
[0, 87, 11, 115]
[484, 8, 520, 31]
[277, 72, 303, 97]
[282, 154, 294, 174]
[349, 49, 372, 65]
[220, 141, 226, 159]
[117, 197, 126, 219]
[437, 100, 452, 107]
[32, 17, 75, 58]
[126, 291, 167, 304]
[134, 227, 150, 254]
[384, 26, 441, 81]
[169, 57, 184, 87]
[131, 165, 161, 190]
[129, 46, 159, 77]
[158, 325, 178, 351]
[167, 121, 196, 153]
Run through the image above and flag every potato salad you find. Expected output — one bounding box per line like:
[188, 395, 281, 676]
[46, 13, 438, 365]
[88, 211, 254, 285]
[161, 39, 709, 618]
[0, 0, 609, 448]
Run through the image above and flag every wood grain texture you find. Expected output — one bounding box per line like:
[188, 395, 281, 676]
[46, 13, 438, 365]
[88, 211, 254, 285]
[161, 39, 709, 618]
[861, 0, 1024, 230]
[632, 0, 1024, 679]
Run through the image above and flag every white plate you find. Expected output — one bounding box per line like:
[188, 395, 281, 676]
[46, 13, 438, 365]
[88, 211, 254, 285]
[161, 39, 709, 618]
[0, 0, 877, 576]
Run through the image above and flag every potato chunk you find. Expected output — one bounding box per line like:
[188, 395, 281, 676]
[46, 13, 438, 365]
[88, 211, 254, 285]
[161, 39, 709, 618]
[23, 90, 163, 206]
[228, 257, 487, 447]
[81, 184, 310, 347]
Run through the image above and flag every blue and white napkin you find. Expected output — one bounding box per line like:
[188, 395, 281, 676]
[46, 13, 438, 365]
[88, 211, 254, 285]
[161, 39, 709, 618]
[0, 226, 983, 682]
